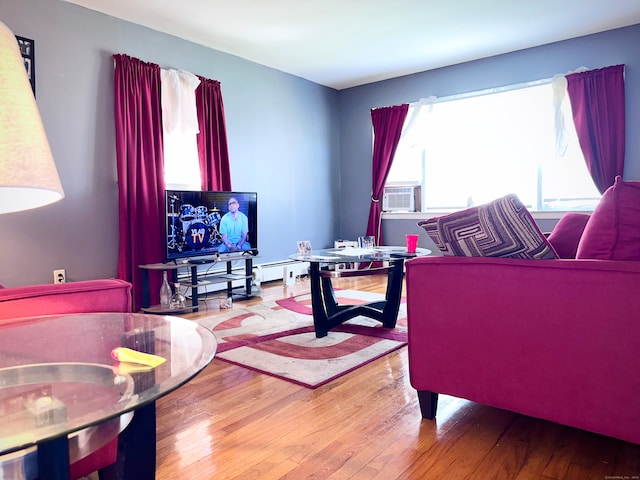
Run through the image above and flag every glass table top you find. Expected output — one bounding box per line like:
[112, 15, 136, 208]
[289, 246, 431, 263]
[0, 312, 217, 456]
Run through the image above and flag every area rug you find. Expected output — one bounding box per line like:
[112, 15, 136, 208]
[196, 290, 407, 388]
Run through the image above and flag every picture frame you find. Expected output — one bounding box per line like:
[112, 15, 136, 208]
[297, 240, 312, 256]
[15, 35, 35, 96]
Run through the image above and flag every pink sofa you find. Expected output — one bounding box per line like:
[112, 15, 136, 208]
[0, 278, 133, 478]
[405, 256, 640, 444]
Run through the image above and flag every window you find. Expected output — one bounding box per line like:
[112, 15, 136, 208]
[163, 131, 201, 190]
[161, 68, 202, 191]
[386, 80, 601, 213]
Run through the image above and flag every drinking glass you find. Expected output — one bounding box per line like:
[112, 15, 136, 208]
[406, 234, 419, 253]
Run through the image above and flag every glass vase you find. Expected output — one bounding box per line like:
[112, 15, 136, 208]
[160, 271, 172, 307]
[170, 282, 186, 310]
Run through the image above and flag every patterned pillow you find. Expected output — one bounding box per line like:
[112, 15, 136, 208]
[418, 194, 558, 259]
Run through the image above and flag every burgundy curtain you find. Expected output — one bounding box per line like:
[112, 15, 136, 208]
[566, 64, 625, 193]
[365, 104, 409, 245]
[196, 77, 232, 191]
[114, 54, 165, 311]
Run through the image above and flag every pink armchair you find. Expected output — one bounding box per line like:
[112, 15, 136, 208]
[405, 256, 640, 444]
[0, 278, 133, 478]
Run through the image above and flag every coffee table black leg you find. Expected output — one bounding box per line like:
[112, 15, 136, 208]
[309, 263, 330, 338]
[321, 276, 339, 317]
[381, 260, 404, 328]
[37, 436, 70, 480]
[309, 259, 406, 337]
[99, 402, 156, 480]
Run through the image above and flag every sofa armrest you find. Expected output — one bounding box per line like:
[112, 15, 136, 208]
[405, 256, 640, 444]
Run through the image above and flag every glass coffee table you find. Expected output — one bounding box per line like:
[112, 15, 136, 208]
[290, 246, 431, 337]
[0, 312, 217, 480]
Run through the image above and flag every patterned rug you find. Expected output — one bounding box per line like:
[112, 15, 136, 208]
[196, 290, 407, 388]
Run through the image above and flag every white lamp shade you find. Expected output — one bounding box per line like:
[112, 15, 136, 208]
[0, 21, 64, 214]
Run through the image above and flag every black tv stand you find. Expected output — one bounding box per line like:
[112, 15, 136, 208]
[139, 253, 259, 314]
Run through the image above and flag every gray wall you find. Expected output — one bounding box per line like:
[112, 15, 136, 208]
[0, 0, 340, 287]
[1, 1, 639, 288]
[338, 24, 640, 243]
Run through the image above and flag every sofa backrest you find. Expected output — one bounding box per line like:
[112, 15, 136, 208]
[0, 279, 133, 325]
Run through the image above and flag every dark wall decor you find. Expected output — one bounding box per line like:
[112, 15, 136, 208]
[15, 35, 35, 95]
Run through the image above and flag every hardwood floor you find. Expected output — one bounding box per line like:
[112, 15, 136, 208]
[153, 276, 640, 479]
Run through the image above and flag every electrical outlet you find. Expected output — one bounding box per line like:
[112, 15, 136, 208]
[53, 269, 66, 284]
[284, 266, 296, 287]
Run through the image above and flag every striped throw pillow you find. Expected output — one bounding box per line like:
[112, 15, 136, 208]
[418, 194, 558, 259]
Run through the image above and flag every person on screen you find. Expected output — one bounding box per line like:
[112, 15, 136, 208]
[218, 197, 251, 252]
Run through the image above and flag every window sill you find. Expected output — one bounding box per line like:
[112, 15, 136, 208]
[381, 210, 591, 221]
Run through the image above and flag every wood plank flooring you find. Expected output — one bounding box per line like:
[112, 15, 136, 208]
[153, 276, 640, 479]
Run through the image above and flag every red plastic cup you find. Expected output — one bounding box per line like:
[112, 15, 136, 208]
[406, 234, 419, 253]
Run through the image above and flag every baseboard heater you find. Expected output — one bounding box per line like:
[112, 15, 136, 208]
[255, 260, 309, 283]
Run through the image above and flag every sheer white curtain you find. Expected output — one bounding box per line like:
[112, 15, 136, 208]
[399, 96, 436, 144]
[551, 67, 588, 156]
[161, 68, 201, 190]
[386, 96, 436, 188]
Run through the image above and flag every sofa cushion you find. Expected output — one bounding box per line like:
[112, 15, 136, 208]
[418, 194, 558, 259]
[576, 176, 640, 260]
[546, 212, 591, 259]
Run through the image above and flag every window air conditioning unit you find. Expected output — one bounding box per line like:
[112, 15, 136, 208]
[383, 185, 421, 212]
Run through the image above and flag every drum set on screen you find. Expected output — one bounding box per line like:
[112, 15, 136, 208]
[167, 198, 223, 253]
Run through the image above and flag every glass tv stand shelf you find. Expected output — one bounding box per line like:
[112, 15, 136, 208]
[139, 252, 258, 313]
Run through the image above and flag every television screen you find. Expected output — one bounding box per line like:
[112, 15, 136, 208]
[165, 190, 258, 261]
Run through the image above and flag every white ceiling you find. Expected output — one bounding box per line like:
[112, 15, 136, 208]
[64, 0, 640, 90]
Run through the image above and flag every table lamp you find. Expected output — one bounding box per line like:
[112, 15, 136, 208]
[0, 21, 64, 214]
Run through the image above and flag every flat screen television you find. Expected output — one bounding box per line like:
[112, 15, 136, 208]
[165, 190, 258, 261]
